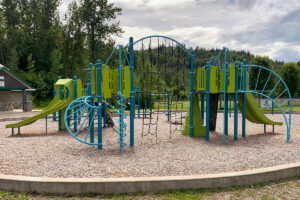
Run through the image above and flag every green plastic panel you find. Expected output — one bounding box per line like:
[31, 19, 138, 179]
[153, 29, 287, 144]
[182, 94, 206, 136]
[227, 64, 235, 93]
[102, 65, 111, 99]
[91, 65, 97, 95]
[196, 67, 206, 91]
[112, 69, 119, 95]
[122, 66, 131, 98]
[210, 66, 218, 93]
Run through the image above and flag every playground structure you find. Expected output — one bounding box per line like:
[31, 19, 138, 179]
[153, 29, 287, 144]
[5, 35, 292, 151]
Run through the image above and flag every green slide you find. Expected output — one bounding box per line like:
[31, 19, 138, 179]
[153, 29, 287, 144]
[235, 93, 283, 126]
[6, 79, 75, 129]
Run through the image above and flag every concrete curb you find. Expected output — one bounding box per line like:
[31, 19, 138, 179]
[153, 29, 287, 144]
[0, 162, 299, 194]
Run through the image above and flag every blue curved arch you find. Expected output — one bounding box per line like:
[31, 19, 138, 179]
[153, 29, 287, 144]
[244, 64, 292, 143]
[133, 35, 193, 57]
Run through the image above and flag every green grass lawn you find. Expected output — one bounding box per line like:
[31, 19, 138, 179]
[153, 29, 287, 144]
[1, 176, 299, 199]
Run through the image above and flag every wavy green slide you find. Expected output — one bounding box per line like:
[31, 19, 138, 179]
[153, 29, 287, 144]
[6, 79, 77, 129]
[235, 93, 283, 126]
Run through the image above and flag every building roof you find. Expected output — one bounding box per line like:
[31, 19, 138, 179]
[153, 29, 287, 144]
[0, 64, 34, 90]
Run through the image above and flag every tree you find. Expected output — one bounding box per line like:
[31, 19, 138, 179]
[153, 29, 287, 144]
[249, 56, 274, 91]
[280, 62, 300, 97]
[79, 0, 122, 63]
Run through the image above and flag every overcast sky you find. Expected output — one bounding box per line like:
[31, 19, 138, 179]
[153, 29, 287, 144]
[59, 0, 300, 63]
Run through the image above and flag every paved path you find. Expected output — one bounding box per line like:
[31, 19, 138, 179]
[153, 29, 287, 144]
[0, 109, 48, 122]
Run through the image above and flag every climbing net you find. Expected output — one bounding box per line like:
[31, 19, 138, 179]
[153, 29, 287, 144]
[133, 36, 190, 143]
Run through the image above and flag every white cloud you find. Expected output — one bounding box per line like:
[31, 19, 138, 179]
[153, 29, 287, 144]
[60, 0, 300, 62]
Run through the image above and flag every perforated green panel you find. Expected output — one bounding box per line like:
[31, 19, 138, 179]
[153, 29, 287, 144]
[210, 66, 218, 93]
[102, 65, 111, 98]
[112, 69, 119, 95]
[227, 64, 235, 93]
[196, 67, 206, 91]
[122, 66, 131, 98]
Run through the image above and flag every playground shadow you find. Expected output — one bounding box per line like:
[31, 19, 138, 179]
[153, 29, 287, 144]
[190, 131, 285, 147]
[8, 131, 68, 138]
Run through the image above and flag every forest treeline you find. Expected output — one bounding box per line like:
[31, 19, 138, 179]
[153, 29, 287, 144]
[0, 0, 299, 101]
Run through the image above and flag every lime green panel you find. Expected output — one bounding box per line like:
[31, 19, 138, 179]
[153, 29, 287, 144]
[6, 79, 74, 129]
[112, 69, 119, 95]
[196, 67, 206, 91]
[102, 65, 111, 99]
[91, 65, 97, 95]
[122, 66, 131, 98]
[77, 79, 84, 98]
[228, 64, 235, 93]
[210, 66, 218, 93]
[219, 70, 224, 92]
[182, 94, 206, 136]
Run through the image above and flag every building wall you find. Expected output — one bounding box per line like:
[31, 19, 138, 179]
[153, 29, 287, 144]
[0, 91, 31, 111]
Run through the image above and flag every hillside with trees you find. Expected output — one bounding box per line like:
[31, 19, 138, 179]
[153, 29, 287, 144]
[0, 0, 299, 102]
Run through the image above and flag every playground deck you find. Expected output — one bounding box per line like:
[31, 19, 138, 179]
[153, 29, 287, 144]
[0, 113, 299, 178]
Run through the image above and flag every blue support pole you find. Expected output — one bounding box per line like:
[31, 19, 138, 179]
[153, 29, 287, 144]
[205, 62, 210, 141]
[53, 83, 56, 121]
[18, 127, 20, 135]
[223, 62, 229, 144]
[167, 90, 170, 121]
[96, 60, 102, 149]
[190, 50, 195, 137]
[12, 128, 14, 136]
[242, 59, 247, 138]
[138, 86, 140, 118]
[129, 37, 135, 147]
[73, 76, 78, 132]
[88, 63, 94, 143]
[119, 46, 125, 151]
[58, 76, 62, 131]
[264, 124, 266, 133]
[223, 62, 228, 139]
[201, 93, 204, 125]
[234, 61, 239, 141]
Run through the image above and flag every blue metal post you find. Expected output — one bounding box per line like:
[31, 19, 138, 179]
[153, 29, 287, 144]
[234, 61, 239, 141]
[242, 59, 247, 138]
[73, 76, 77, 132]
[201, 93, 204, 125]
[223, 62, 229, 144]
[58, 76, 62, 131]
[129, 37, 135, 146]
[206, 62, 210, 141]
[96, 60, 102, 149]
[53, 83, 56, 121]
[190, 50, 195, 137]
[18, 127, 20, 135]
[224, 62, 229, 138]
[88, 63, 94, 143]
[167, 90, 170, 121]
[12, 128, 14, 136]
[138, 86, 140, 118]
[264, 124, 266, 133]
[119, 45, 125, 151]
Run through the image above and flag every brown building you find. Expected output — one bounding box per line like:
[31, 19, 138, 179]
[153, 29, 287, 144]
[0, 64, 35, 111]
